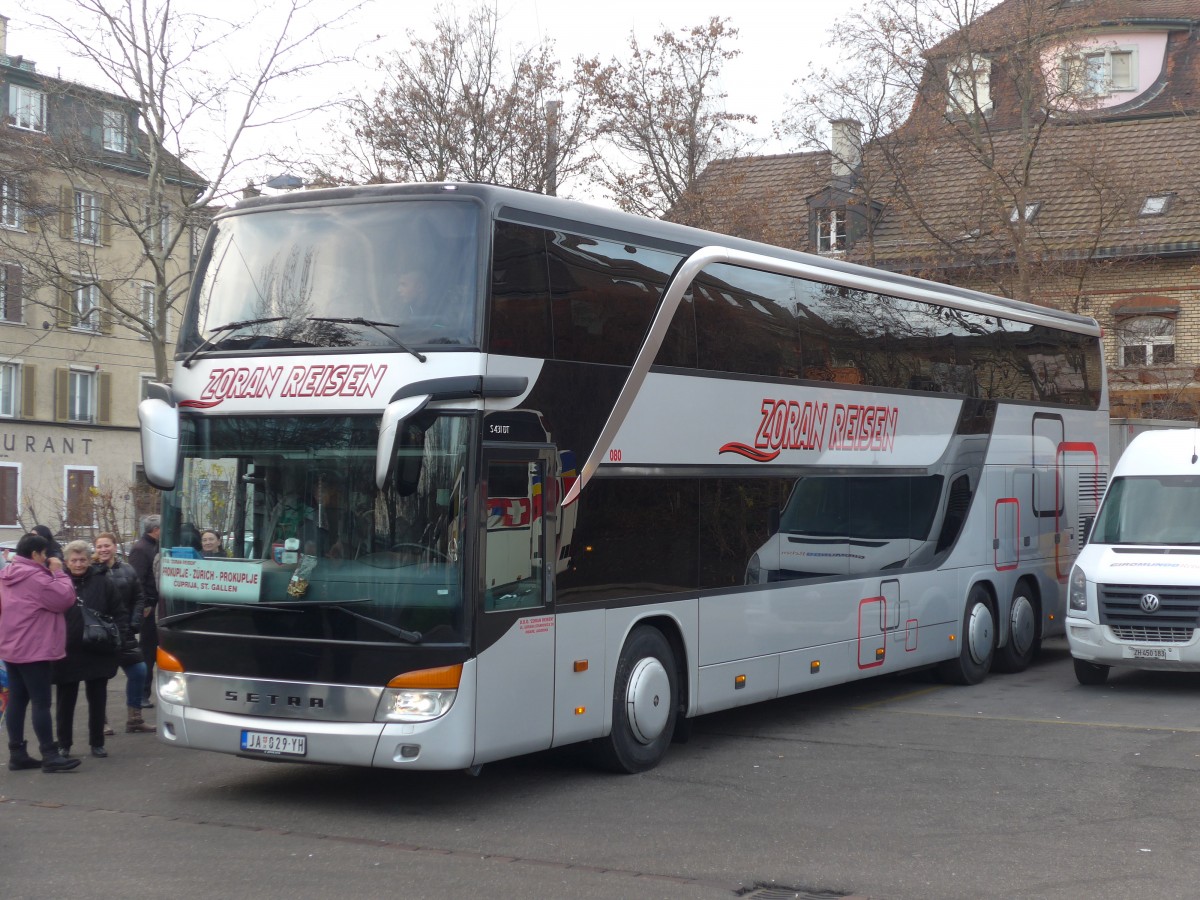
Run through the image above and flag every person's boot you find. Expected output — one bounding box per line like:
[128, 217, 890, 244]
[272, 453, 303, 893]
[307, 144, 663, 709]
[39, 743, 81, 773]
[7, 740, 41, 771]
[126, 707, 154, 733]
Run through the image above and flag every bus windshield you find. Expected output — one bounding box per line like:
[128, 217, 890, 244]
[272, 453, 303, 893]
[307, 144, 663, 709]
[159, 414, 472, 643]
[180, 199, 480, 355]
[1091, 475, 1200, 545]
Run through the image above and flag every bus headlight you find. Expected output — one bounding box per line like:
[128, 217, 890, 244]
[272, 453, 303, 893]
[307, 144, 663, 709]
[1068, 566, 1088, 612]
[375, 688, 457, 722]
[158, 671, 188, 706]
[375, 664, 463, 723]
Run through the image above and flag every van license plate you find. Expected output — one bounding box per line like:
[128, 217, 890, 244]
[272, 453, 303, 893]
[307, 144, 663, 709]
[240, 730, 307, 756]
[1123, 646, 1178, 661]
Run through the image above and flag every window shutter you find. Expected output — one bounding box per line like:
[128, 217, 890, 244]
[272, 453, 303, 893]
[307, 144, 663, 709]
[5, 263, 21, 322]
[100, 194, 112, 245]
[99, 281, 114, 333]
[59, 185, 73, 238]
[96, 371, 112, 425]
[20, 364, 34, 418]
[56, 278, 72, 327]
[54, 367, 69, 422]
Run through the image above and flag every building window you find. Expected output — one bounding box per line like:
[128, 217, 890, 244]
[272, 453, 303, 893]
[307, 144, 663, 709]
[0, 177, 21, 229]
[64, 466, 98, 530]
[0, 263, 21, 322]
[132, 464, 160, 522]
[1010, 202, 1041, 224]
[1063, 48, 1136, 97]
[817, 208, 847, 252]
[0, 463, 19, 526]
[8, 85, 46, 132]
[0, 362, 20, 418]
[144, 202, 169, 251]
[102, 107, 127, 152]
[947, 54, 992, 114]
[66, 369, 95, 422]
[1117, 316, 1174, 366]
[74, 190, 102, 244]
[71, 282, 101, 331]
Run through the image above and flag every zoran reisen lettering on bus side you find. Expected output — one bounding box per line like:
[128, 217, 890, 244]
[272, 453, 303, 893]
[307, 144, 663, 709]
[719, 399, 900, 463]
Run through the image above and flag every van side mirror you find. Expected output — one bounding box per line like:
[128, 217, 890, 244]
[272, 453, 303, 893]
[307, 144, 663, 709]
[376, 394, 431, 490]
[138, 397, 180, 489]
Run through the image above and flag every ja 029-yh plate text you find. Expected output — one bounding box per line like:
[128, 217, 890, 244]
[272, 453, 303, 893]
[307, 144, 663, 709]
[240, 729, 307, 757]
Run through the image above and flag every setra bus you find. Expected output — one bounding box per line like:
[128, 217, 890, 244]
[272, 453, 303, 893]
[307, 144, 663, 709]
[139, 182, 1108, 773]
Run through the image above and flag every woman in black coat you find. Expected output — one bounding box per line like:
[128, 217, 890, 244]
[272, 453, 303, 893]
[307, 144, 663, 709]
[52, 540, 122, 758]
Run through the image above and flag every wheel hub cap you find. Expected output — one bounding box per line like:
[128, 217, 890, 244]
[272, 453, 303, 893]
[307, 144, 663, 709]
[626, 657, 670, 745]
[968, 601, 994, 666]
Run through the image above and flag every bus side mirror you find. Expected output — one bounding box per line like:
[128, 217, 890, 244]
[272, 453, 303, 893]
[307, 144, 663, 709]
[138, 398, 180, 490]
[376, 394, 431, 490]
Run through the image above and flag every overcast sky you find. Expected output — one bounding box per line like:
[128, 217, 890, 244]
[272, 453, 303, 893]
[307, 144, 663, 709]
[5, 0, 858, 195]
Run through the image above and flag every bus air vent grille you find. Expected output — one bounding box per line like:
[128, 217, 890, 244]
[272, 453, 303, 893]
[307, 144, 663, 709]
[1109, 625, 1195, 644]
[1099, 583, 1200, 628]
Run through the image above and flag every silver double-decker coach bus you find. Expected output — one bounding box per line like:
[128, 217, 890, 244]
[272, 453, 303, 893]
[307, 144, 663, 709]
[139, 182, 1107, 773]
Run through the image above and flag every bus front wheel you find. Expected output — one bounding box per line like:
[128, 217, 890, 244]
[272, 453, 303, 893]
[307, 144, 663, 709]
[592, 626, 678, 774]
[938, 584, 995, 685]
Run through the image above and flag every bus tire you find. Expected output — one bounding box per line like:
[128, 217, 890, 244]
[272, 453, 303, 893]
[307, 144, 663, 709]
[938, 584, 995, 685]
[1073, 658, 1110, 686]
[993, 579, 1040, 673]
[592, 626, 678, 774]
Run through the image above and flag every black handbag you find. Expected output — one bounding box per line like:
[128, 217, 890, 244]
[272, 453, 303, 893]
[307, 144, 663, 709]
[79, 601, 121, 653]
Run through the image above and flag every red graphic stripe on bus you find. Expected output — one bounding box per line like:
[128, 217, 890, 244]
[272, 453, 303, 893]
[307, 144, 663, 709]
[179, 399, 223, 408]
[718, 442, 780, 463]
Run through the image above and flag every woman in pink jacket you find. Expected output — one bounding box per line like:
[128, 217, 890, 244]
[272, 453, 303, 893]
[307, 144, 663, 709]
[0, 532, 80, 772]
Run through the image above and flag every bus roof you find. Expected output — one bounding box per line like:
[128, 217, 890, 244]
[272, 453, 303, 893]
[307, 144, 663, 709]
[229, 181, 1101, 336]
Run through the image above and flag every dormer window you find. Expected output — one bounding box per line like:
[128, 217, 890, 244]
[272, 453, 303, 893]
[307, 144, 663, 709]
[8, 85, 45, 132]
[102, 108, 128, 153]
[1062, 47, 1136, 97]
[817, 208, 847, 253]
[946, 54, 992, 115]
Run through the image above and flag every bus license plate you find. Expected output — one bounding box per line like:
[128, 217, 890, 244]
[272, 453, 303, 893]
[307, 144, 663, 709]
[240, 729, 307, 757]
[1123, 646, 1179, 661]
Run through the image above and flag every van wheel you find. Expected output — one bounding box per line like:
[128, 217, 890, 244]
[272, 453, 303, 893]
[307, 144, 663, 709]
[591, 626, 678, 774]
[994, 580, 1040, 673]
[938, 584, 995, 685]
[1073, 658, 1110, 686]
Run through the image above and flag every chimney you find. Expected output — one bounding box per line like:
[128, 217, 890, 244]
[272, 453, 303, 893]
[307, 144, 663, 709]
[830, 118, 862, 177]
[0, 15, 9, 58]
[242, 183, 261, 200]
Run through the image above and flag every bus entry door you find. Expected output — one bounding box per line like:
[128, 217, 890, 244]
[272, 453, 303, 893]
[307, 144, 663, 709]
[473, 448, 556, 764]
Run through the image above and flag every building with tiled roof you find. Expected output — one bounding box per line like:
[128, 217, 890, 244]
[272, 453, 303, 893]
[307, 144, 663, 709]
[700, 0, 1200, 419]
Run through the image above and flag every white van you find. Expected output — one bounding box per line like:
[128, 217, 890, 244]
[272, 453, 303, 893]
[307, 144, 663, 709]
[1067, 428, 1200, 684]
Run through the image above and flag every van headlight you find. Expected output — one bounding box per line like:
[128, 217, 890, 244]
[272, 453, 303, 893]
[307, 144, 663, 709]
[746, 553, 762, 585]
[1068, 566, 1088, 612]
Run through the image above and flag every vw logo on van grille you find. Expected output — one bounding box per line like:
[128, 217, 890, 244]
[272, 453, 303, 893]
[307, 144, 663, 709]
[1140, 593, 1162, 613]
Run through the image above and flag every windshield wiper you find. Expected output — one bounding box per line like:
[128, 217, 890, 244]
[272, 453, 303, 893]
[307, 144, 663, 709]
[306, 316, 427, 363]
[160, 597, 422, 643]
[182, 316, 288, 369]
[159, 601, 294, 626]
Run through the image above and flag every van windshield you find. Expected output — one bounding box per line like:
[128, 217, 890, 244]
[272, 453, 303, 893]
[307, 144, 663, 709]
[1091, 476, 1200, 545]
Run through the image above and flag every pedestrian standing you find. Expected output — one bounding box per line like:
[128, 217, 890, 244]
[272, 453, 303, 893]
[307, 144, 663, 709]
[128, 515, 160, 709]
[93, 532, 153, 734]
[52, 541, 121, 759]
[0, 532, 80, 772]
[30, 525, 63, 561]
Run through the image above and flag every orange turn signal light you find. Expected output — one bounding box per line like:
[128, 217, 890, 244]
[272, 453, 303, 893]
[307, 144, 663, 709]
[157, 648, 184, 672]
[387, 664, 463, 691]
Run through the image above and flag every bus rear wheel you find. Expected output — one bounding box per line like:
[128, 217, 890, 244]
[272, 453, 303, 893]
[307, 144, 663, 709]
[938, 584, 995, 685]
[592, 626, 678, 774]
[993, 579, 1040, 673]
[1073, 658, 1110, 686]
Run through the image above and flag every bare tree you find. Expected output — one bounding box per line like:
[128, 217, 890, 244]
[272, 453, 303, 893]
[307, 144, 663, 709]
[311, 3, 595, 194]
[580, 17, 756, 223]
[6, 0, 369, 380]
